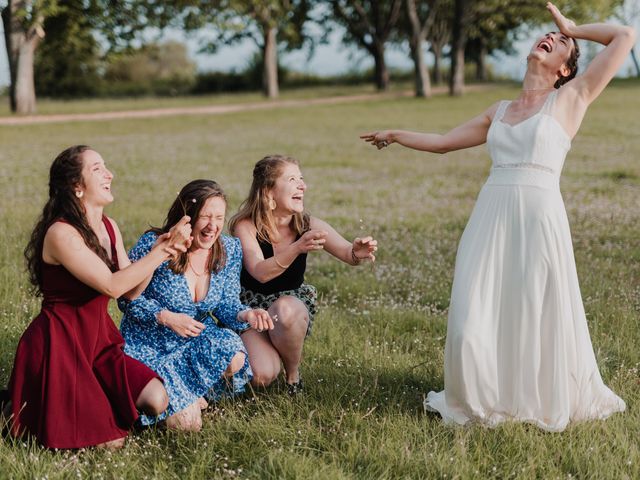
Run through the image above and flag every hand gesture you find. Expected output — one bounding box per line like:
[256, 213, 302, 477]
[296, 229, 328, 253]
[360, 131, 394, 150]
[240, 309, 274, 332]
[546, 2, 576, 37]
[352, 236, 378, 263]
[158, 310, 205, 338]
[159, 216, 192, 257]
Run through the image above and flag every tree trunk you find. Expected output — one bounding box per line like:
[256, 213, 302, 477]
[409, 39, 430, 97]
[15, 38, 39, 114]
[449, 0, 469, 96]
[373, 43, 389, 91]
[2, 2, 44, 114]
[406, 0, 431, 98]
[475, 37, 487, 81]
[432, 45, 443, 85]
[631, 46, 640, 78]
[262, 25, 279, 99]
[2, 5, 18, 112]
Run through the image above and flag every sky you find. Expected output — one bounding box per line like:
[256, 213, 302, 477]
[0, 21, 637, 89]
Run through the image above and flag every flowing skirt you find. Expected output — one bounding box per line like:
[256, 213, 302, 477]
[425, 170, 625, 432]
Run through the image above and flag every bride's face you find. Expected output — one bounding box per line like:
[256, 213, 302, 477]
[528, 32, 574, 76]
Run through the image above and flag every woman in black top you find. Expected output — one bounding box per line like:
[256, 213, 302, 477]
[230, 155, 377, 393]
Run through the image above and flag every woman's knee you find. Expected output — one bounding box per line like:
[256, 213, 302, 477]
[251, 361, 281, 387]
[137, 378, 169, 416]
[270, 297, 308, 329]
[226, 351, 246, 377]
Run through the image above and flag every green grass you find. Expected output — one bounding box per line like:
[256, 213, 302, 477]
[0, 82, 417, 117]
[0, 81, 639, 479]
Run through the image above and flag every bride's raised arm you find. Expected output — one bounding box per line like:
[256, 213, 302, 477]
[549, 2, 636, 105]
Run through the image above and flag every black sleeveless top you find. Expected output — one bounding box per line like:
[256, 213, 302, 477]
[240, 236, 307, 295]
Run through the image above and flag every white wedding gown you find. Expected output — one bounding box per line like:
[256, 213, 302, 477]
[425, 91, 625, 432]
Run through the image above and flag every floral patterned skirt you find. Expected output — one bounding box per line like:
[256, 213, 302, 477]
[240, 284, 318, 336]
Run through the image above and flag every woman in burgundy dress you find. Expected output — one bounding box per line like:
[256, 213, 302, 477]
[3, 145, 191, 449]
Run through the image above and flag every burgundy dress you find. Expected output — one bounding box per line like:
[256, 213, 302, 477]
[7, 217, 160, 449]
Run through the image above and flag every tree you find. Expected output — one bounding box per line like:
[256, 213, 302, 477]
[426, 1, 451, 85]
[615, 0, 640, 76]
[326, 0, 403, 90]
[211, 1, 312, 98]
[103, 41, 197, 95]
[35, 0, 101, 97]
[98, 1, 312, 99]
[403, 0, 438, 97]
[2, 0, 59, 113]
[448, 0, 469, 95]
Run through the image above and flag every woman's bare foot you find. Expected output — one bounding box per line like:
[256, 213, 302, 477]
[96, 437, 126, 450]
[166, 402, 202, 432]
[197, 397, 208, 410]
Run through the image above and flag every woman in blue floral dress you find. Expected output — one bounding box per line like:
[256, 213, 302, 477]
[119, 180, 273, 431]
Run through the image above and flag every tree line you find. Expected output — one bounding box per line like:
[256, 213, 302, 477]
[2, 0, 634, 114]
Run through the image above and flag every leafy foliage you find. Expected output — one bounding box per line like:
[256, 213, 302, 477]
[34, 0, 101, 97]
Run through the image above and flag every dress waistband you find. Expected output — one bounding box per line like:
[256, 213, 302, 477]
[486, 166, 559, 189]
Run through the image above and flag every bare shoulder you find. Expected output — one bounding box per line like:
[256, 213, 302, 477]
[45, 221, 82, 243]
[552, 85, 589, 138]
[44, 221, 85, 262]
[485, 101, 503, 122]
[554, 83, 584, 109]
[234, 218, 257, 236]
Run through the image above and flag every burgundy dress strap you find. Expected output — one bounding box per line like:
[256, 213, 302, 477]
[101, 216, 119, 269]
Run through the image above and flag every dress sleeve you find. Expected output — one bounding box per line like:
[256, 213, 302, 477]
[211, 237, 251, 333]
[117, 232, 165, 324]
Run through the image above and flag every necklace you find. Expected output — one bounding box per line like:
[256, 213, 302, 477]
[188, 262, 208, 276]
[188, 252, 210, 276]
[188, 261, 209, 276]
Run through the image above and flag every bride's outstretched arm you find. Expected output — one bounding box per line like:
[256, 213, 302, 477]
[548, 2, 636, 104]
[360, 102, 499, 154]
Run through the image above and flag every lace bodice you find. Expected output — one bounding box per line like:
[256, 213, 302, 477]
[487, 91, 571, 175]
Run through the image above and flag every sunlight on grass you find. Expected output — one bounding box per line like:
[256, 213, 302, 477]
[0, 82, 638, 478]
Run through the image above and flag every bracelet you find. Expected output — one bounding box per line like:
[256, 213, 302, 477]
[351, 247, 361, 265]
[274, 254, 288, 269]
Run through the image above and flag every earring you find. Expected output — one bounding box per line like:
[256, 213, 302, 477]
[268, 198, 276, 210]
[75, 190, 83, 198]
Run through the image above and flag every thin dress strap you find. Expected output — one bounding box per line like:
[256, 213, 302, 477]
[101, 216, 119, 269]
[494, 100, 510, 123]
[540, 90, 558, 116]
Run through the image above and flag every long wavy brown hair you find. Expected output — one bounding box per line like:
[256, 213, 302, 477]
[25, 145, 115, 294]
[229, 155, 310, 243]
[149, 179, 227, 275]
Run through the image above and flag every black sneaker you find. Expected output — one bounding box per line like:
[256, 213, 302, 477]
[286, 378, 304, 396]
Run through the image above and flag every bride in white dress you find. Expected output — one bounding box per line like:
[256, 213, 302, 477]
[361, 3, 633, 431]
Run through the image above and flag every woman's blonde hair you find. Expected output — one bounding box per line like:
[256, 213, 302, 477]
[229, 155, 310, 243]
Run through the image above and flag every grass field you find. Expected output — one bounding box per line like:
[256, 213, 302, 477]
[0, 83, 418, 117]
[0, 81, 639, 479]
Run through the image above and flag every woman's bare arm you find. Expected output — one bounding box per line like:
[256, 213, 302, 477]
[360, 102, 499, 154]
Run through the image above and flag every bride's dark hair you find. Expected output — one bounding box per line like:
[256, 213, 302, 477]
[555, 38, 580, 89]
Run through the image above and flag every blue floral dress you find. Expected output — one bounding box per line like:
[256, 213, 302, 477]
[119, 233, 252, 425]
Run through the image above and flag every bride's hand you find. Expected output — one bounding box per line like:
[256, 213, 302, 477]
[360, 131, 394, 150]
[546, 2, 576, 37]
